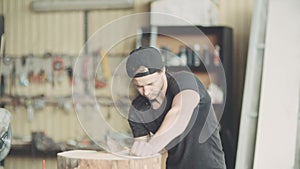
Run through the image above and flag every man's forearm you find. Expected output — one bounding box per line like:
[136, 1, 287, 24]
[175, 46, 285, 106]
[148, 108, 184, 150]
[149, 90, 200, 151]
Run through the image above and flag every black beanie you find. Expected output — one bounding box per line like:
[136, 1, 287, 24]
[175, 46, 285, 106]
[126, 47, 164, 78]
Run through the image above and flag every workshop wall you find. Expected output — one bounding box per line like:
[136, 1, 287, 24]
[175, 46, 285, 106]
[0, 0, 3, 14]
[88, 0, 150, 55]
[219, 0, 255, 124]
[1, 0, 150, 141]
[1, 0, 149, 168]
[1, 0, 151, 56]
[2, 0, 84, 55]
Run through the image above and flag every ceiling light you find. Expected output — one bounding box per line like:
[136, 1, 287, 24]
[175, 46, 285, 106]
[30, 0, 134, 12]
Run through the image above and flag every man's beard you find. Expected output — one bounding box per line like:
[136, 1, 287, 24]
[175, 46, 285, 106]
[148, 80, 164, 101]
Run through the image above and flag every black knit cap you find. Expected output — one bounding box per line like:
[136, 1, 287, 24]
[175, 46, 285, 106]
[126, 47, 164, 78]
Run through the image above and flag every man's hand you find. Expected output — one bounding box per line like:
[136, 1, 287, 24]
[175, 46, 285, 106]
[130, 140, 161, 157]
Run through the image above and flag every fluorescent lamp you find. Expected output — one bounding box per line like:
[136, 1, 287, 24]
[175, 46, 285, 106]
[30, 0, 134, 12]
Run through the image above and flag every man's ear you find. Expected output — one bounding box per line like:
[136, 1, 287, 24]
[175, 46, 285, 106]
[161, 67, 166, 74]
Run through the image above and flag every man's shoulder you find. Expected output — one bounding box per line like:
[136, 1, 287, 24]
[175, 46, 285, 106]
[171, 71, 200, 82]
[167, 71, 203, 93]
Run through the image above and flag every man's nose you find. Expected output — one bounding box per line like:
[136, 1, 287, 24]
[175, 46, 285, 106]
[143, 86, 151, 96]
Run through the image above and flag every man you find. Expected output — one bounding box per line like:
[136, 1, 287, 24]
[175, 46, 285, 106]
[126, 47, 226, 169]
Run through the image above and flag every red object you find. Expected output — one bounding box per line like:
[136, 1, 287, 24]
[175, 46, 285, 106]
[42, 160, 46, 169]
[53, 57, 64, 72]
[95, 79, 107, 88]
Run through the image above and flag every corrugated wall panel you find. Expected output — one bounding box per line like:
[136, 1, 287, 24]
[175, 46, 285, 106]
[88, 0, 151, 55]
[89, 10, 130, 55]
[3, 0, 84, 55]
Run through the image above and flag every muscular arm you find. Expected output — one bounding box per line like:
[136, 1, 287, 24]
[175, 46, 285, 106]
[149, 89, 200, 149]
[131, 89, 200, 156]
[130, 135, 149, 155]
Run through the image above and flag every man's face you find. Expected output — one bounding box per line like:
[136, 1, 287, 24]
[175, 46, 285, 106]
[132, 71, 165, 101]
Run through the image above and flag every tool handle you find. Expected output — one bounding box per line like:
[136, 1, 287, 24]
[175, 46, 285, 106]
[42, 160, 46, 169]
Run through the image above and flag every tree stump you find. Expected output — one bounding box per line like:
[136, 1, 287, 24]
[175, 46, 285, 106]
[57, 150, 167, 169]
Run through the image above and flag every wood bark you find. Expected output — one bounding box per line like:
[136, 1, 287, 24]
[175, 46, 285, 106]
[57, 150, 167, 169]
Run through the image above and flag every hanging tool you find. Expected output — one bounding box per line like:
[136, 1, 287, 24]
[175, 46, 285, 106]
[53, 56, 65, 85]
[42, 52, 54, 86]
[0, 75, 4, 97]
[38, 69, 47, 83]
[2, 55, 12, 66]
[0, 34, 5, 94]
[94, 49, 110, 89]
[19, 56, 29, 86]
[26, 99, 34, 121]
[82, 55, 91, 94]
[65, 66, 73, 85]
[53, 57, 64, 72]
[27, 54, 35, 83]
[10, 61, 16, 95]
[100, 49, 110, 81]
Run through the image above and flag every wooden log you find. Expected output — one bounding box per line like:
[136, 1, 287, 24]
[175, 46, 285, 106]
[57, 150, 167, 169]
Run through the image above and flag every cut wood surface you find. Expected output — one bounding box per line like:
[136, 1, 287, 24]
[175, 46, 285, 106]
[57, 150, 167, 169]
